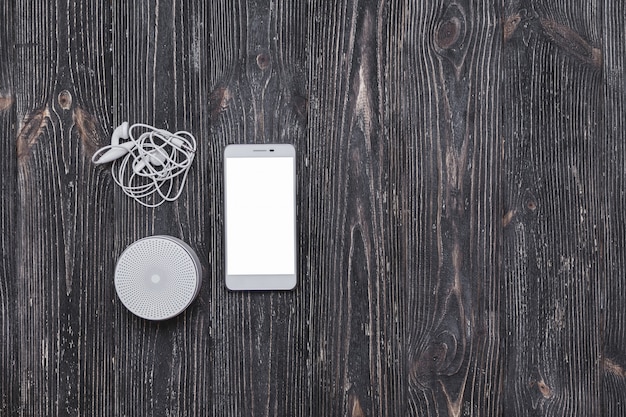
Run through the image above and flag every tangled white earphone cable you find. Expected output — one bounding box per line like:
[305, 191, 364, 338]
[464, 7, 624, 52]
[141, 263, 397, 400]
[92, 122, 197, 207]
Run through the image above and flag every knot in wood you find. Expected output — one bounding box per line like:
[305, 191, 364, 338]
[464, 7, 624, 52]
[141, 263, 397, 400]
[523, 190, 538, 213]
[436, 17, 461, 49]
[410, 339, 452, 388]
[434, 3, 466, 53]
[540, 18, 602, 68]
[529, 378, 554, 399]
[58, 90, 73, 110]
[504, 14, 522, 43]
[209, 86, 231, 122]
[256, 53, 271, 70]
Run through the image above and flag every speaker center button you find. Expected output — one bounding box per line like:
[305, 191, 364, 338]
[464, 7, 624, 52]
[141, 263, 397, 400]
[151, 274, 161, 283]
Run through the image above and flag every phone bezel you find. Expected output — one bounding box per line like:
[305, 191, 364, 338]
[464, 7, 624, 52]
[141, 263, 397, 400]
[223, 143, 297, 290]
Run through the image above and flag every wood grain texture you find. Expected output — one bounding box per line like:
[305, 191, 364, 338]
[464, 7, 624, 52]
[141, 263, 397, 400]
[502, 1, 604, 415]
[112, 0, 308, 415]
[0, 0, 18, 414]
[4, 0, 626, 415]
[13, 0, 113, 414]
[391, 1, 503, 416]
[602, 0, 626, 415]
[201, 1, 309, 416]
[307, 1, 398, 415]
[111, 1, 213, 415]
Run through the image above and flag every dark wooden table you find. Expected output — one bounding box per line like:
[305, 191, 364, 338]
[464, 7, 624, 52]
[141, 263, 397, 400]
[1, 0, 625, 416]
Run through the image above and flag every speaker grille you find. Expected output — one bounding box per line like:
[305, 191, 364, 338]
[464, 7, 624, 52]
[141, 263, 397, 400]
[115, 236, 202, 320]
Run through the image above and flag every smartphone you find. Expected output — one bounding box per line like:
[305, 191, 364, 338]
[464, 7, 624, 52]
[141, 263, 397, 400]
[223, 144, 297, 290]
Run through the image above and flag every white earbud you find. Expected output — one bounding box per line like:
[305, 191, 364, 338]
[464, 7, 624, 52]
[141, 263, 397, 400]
[92, 141, 135, 165]
[132, 149, 167, 174]
[91, 122, 197, 207]
[111, 121, 130, 145]
[92, 122, 132, 165]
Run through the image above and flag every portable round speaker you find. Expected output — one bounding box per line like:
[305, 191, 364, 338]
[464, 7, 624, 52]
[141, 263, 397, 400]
[114, 235, 202, 320]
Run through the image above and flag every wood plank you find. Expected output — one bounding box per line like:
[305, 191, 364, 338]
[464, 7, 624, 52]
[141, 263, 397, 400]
[602, 0, 626, 415]
[307, 0, 401, 415]
[0, 0, 18, 413]
[393, 1, 503, 415]
[203, 1, 310, 415]
[13, 0, 113, 414]
[110, 1, 212, 415]
[502, 1, 604, 415]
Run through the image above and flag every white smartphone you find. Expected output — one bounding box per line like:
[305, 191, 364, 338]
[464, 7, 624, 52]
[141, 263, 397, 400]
[223, 144, 297, 290]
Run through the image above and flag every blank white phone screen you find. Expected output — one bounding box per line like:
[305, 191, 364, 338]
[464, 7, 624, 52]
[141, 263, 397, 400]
[226, 157, 295, 275]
